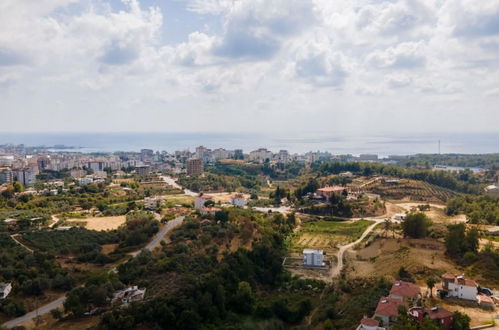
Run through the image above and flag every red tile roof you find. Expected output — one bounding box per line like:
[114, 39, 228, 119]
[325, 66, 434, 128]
[442, 274, 477, 287]
[442, 273, 455, 280]
[317, 186, 345, 192]
[409, 306, 453, 322]
[360, 318, 379, 326]
[426, 307, 453, 320]
[478, 295, 494, 304]
[456, 276, 477, 287]
[375, 297, 407, 317]
[202, 207, 220, 212]
[390, 280, 421, 299]
[197, 194, 213, 199]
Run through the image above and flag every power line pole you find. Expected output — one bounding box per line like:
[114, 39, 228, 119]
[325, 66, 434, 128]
[438, 140, 441, 155]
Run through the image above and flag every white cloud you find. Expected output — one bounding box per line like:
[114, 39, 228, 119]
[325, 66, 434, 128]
[367, 41, 427, 69]
[1, 0, 499, 135]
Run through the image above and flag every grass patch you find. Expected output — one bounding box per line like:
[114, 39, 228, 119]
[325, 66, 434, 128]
[290, 220, 374, 254]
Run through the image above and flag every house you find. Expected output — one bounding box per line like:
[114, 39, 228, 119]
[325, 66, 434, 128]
[0, 282, 12, 299]
[316, 186, 346, 199]
[54, 226, 72, 231]
[200, 219, 213, 226]
[112, 286, 146, 304]
[441, 274, 478, 301]
[195, 193, 213, 210]
[77, 176, 93, 186]
[356, 317, 385, 330]
[389, 280, 421, 304]
[200, 207, 220, 216]
[477, 295, 495, 310]
[4, 218, 17, 226]
[392, 213, 406, 221]
[144, 196, 164, 210]
[409, 306, 453, 330]
[484, 184, 499, 196]
[303, 249, 324, 267]
[339, 171, 353, 178]
[374, 296, 408, 327]
[231, 194, 247, 207]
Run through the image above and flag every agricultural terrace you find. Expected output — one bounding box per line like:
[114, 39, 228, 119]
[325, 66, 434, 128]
[366, 179, 459, 203]
[289, 219, 374, 256]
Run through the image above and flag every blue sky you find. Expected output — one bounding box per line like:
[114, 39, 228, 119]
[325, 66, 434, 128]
[1, 0, 499, 135]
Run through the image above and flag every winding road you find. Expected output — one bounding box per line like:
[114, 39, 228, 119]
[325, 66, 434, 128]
[2, 216, 185, 329]
[160, 175, 197, 196]
[330, 218, 384, 279]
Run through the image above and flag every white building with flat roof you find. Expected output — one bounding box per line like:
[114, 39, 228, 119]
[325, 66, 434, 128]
[195, 193, 213, 210]
[303, 249, 324, 267]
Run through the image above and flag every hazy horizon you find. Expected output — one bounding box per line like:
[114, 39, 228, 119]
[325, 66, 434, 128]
[2, 131, 499, 156]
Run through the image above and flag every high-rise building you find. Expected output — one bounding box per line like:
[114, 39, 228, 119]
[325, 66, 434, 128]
[135, 165, 151, 177]
[13, 166, 38, 186]
[0, 168, 13, 184]
[140, 149, 154, 161]
[186, 158, 203, 175]
[195, 146, 213, 163]
[233, 149, 244, 160]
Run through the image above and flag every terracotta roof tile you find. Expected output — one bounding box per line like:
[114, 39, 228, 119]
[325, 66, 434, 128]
[390, 280, 421, 298]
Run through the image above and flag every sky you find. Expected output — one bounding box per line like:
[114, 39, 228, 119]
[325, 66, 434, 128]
[1, 0, 499, 136]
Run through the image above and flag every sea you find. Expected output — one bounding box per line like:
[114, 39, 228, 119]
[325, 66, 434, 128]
[0, 132, 498, 157]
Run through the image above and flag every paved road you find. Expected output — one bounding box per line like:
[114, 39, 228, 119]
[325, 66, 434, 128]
[3, 216, 185, 329]
[2, 296, 66, 329]
[160, 176, 197, 196]
[130, 216, 184, 257]
[330, 219, 384, 279]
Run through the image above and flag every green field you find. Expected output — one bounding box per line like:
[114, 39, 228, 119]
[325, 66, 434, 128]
[290, 219, 374, 254]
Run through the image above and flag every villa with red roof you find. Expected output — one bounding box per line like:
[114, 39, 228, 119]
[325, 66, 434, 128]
[195, 193, 213, 210]
[373, 296, 408, 327]
[389, 280, 421, 304]
[441, 274, 478, 301]
[316, 186, 346, 199]
[409, 306, 454, 330]
[356, 317, 385, 330]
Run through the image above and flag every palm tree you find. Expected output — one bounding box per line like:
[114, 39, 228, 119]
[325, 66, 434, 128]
[426, 277, 436, 298]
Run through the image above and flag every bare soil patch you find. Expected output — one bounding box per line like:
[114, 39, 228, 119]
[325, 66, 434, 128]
[346, 238, 462, 280]
[66, 215, 126, 231]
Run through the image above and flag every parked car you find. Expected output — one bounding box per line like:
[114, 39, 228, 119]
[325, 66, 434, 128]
[478, 287, 494, 296]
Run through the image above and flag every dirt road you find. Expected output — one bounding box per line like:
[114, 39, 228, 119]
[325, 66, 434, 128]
[330, 219, 384, 279]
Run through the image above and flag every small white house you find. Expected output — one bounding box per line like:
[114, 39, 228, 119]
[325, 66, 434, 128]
[231, 194, 247, 207]
[393, 213, 406, 221]
[112, 286, 146, 304]
[441, 274, 478, 301]
[0, 282, 12, 299]
[144, 196, 164, 210]
[195, 193, 213, 210]
[303, 249, 324, 267]
[77, 176, 94, 186]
